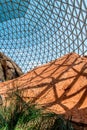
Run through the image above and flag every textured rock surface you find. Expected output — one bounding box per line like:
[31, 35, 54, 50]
[0, 53, 87, 129]
[0, 52, 23, 81]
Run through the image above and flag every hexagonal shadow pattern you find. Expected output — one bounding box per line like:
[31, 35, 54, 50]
[0, 0, 87, 72]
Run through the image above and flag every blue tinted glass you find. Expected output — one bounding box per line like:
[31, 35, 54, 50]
[0, 0, 29, 22]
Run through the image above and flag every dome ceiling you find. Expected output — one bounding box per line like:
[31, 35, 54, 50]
[0, 0, 87, 72]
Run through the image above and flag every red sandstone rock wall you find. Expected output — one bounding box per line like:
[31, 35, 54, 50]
[0, 53, 87, 125]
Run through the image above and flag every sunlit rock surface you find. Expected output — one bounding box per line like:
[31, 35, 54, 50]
[0, 53, 87, 128]
[0, 52, 23, 81]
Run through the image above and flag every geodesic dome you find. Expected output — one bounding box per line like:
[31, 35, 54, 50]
[0, 0, 87, 72]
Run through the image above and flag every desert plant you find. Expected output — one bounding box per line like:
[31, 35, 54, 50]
[50, 116, 74, 130]
[0, 91, 74, 130]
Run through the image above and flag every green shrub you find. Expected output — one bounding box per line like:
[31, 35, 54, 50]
[0, 92, 74, 130]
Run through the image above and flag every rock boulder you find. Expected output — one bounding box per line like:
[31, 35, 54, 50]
[0, 53, 87, 129]
[0, 52, 23, 81]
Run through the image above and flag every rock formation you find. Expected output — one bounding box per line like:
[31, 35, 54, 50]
[0, 53, 87, 129]
[0, 52, 23, 82]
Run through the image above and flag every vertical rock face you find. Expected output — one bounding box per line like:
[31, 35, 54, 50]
[0, 52, 87, 130]
[0, 52, 23, 82]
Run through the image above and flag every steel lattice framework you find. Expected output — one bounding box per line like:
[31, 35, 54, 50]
[0, 0, 87, 72]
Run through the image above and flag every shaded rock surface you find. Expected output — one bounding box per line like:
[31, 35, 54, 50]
[0, 52, 23, 81]
[0, 53, 87, 129]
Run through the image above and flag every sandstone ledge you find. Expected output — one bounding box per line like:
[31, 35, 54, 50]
[0, 53, 87, 125]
